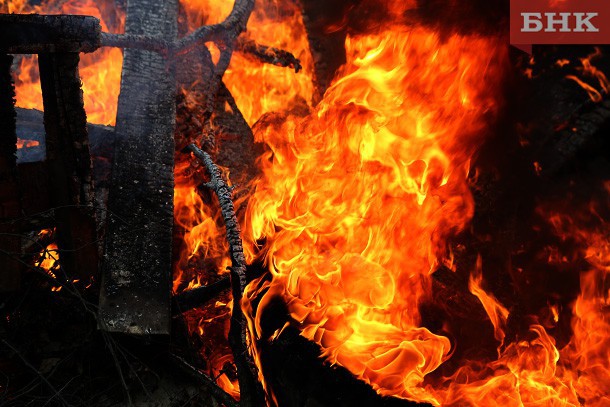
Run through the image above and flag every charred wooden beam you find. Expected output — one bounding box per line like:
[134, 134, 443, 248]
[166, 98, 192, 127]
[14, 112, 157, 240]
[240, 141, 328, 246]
[0, 53, 21, 291]
[0, 14, 101, 54]
[99, 0, 178, 335]
[37, 52, 99, 284]
[172, 277, 230, 316]
[14, 107, 115, 235]
[100, 32, 170, 54]
[538, 98, 610, 175]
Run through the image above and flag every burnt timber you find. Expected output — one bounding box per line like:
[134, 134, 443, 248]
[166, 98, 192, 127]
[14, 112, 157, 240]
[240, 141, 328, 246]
[0, 53, 20, 291]
[0, 14, 101, 54]
[0, 15, 101, 288]
[99, 0, 178, 334]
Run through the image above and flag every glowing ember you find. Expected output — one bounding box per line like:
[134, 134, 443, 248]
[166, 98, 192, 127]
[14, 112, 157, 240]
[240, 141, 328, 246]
[35, 229, 60, 279]
[16, 138, 40, 149]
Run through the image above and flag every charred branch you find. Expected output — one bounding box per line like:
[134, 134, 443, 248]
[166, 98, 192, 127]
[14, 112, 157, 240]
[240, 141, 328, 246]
[172, 276, 231, 316]
[100, 32, 170, 54]
[237, 37, 302, 72]
[102, 32, 302, 72]
[0, 14, 101, 54]
[185, 143, 264, 407]
[101, 0, 253, 58]
[171, 354, 239, 407]
[174, 0, 254, 55]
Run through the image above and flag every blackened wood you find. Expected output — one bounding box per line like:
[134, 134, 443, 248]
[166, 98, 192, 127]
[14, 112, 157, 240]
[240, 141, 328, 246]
[260, 325, 432, 407]
[186, 143, 265, 407]
[171, 276, 230, 316]
[37, 52, 98, 283]
[301, 0, 349, 101]
[538, 99, 610, 175]
[0, 14, 101, 54]
[236, 37, 302, 72]
[0, 53, 21, 291]
[15, 162, 52, 230]
[170, 354, 239, 407]
[99, 0, 178, 335]
[101, 32, 171, 54]
[12, 108, 114, 236]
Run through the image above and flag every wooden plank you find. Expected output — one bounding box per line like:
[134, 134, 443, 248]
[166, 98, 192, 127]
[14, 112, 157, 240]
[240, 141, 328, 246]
[0, 14, 101, 54]
[38, 52, 99, 284]
[99, 0, 178, 335]
[0, 53, 21, 291]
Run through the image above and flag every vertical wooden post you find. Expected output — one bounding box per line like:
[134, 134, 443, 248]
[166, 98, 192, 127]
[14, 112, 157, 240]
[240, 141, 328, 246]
[0, 53, 21, 291]
[38, 52, 99, 283]
[99, 0, 178, 334]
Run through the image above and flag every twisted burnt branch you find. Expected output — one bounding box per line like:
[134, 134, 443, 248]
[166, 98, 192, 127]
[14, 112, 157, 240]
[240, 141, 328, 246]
[101, 0, 252, 60]
[174, 0, 253, 55]
[237, 37, 302, 72]
[185, 143, 264, 407]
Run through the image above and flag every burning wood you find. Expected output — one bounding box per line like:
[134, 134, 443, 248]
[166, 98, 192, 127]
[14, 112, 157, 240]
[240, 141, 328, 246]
[2, 0, 610, 406]
[186, 142, 265, 406]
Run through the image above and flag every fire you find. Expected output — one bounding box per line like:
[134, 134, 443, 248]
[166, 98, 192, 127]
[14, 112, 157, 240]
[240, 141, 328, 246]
[178, 0, 315, 124]
[172, 0, 315, 395]
[35, 233, 60, 279]
[469, 256, 509, 345]
[6, 0, 610, 404]
[566, 47, 610, 103]
[242, 24, 506, 403]
[16, 138, 40, 149]
[428, 198, 610, 406]
[6, 0, 124, 125]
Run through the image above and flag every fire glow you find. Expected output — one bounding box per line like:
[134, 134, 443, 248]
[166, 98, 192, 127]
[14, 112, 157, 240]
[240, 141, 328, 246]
[7, 0, 610, 405]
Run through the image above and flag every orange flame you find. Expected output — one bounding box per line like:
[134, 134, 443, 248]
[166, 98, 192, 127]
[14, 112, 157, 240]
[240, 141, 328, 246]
[172, 0, 315, 396]
[566, 47, 610, 103]
[7, 0, 610, 404]
[16, 138, 40, 149]
[242, 25, 507, 403]
[35, 228, 60, 279]
[469, 256, 510, 345]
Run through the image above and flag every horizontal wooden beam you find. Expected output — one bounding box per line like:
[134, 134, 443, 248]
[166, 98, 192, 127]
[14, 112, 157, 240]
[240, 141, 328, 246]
[0, 14, 101, 54]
